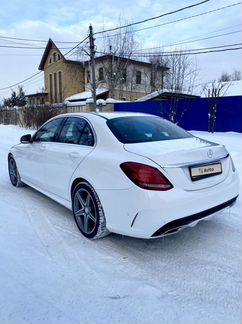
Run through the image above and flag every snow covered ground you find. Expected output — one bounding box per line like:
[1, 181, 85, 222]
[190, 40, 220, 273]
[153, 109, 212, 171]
[0, 124, 241, 324]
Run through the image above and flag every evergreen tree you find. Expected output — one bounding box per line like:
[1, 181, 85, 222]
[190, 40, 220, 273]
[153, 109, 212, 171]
[3, 86, 26, 107]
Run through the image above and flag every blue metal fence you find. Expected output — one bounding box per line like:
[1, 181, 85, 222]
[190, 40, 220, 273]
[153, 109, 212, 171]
[114, 96, 242, 132]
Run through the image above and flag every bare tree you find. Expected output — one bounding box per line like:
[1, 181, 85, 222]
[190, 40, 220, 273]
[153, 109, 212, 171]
[202, 80, 231, 133]
[218, 69, 241, 82]
[95, 24, 139, 99]
[146, 50, 198, 123]
[231, 69, 241, 81]
[218, 72, 231, 82]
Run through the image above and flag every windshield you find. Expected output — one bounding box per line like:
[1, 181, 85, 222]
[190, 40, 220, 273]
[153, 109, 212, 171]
[107, 116, 192, 144]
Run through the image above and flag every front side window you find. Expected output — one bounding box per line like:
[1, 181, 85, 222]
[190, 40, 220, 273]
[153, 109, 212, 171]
[57, 117, 94, 146]
[33, 118, 64, 142]
[107, 116, 192, 144]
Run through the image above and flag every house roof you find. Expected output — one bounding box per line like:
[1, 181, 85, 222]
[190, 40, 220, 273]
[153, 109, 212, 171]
[39, 39, 169, 71]
[64, 87, 109, 102]
[25, 92, 48, 98]
[39, 39, 60, 70]
[136, 89, 200, 101]
[84, 54, 169, 70]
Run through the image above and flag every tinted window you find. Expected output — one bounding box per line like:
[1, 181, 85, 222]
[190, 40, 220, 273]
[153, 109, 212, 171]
[33, 118, 63, 142]
[57, 117, 94, 146]
[79, 123, 95, 146]
[107, 116, 192, 144]
[58, 117, 86, 144]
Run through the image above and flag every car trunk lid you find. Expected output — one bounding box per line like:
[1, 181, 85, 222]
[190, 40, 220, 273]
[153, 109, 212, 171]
[124, 137, 230, 191]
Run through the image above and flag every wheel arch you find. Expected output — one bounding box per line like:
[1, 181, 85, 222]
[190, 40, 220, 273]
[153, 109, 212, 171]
[71, 177, 88, 198]
[8, 152, 13, 160]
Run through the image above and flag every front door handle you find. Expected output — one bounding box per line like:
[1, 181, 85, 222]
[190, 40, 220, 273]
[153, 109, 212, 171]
[39, 144, 46, 151]
[69, 152, 80, 158]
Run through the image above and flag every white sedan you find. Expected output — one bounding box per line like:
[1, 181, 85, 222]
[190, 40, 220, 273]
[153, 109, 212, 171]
[8, 112, 239, 239]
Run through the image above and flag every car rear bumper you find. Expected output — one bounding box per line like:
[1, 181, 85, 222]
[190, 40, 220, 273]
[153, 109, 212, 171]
[151, 195, 238, 237]
[97, 171, 239, 239]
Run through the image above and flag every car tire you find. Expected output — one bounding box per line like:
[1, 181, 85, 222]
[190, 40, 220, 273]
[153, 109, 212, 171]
[72, 181, 109, 239]
[8, 155, 25, 187]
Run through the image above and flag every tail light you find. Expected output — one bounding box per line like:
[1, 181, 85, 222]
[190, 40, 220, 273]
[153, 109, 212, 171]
[120, 162, 173, 191]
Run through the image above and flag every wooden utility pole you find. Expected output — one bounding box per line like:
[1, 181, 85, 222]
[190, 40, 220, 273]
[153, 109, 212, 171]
[89, 24, 97, 107]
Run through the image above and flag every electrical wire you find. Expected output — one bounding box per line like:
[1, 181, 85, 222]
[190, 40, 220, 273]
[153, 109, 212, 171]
[97, 43, 242, 56]
[0, 36, 89, 92]
[94, 0, 210, 35]
[95, 2, 242, 39]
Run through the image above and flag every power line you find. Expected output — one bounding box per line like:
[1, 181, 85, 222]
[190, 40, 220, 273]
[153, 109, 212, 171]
[0, 35, 79, 44]
[1, 25, 240, 56]
[0, 45, 75, 49]
[94, 0, 210, 35]
[0, 72, 42, 91]
[131, 46, 242, 57]
[0, 36, 89, 92]
[0, 2, 240, 44]
[97, 43, 242, 56]
[126, 47, 242, 57]
[129, 30, 242, 52]
[95, 2, 242, 39]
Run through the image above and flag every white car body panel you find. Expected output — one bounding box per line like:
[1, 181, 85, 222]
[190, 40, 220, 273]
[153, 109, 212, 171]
[9, 112, 240, 239]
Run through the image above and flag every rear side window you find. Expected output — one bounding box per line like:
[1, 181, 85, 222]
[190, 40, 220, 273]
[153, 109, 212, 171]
[107, 116, 192, 144]
[57, 117, 94, 146]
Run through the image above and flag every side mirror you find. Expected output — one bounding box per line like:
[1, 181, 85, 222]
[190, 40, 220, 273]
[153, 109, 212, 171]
[20, 134, 32, 144]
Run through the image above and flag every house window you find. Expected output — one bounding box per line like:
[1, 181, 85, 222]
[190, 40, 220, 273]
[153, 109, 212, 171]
[49, 57, 52, 64]
[136, 71, 141, 84]
[49, 74, 53, 103]
[53, 52, 57, 62]
[57, 54, 60, 61]
[54, 73, 58, 102]
[98, 67, 104, 81]
[58, 71, 62, 102]
[87, 70, 90, 83]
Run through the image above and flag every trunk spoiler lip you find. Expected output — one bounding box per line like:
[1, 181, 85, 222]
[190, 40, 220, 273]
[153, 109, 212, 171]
[163, 153, 229, 168]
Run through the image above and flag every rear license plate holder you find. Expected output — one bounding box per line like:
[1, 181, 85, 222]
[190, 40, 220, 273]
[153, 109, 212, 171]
[190, 162, 222, 181]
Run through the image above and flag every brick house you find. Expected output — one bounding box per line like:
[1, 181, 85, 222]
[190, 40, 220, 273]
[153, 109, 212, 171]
[38, 39, 168, 103]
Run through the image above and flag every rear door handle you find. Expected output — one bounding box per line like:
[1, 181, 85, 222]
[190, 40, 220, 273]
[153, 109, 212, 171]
[69, 152, 80, 158]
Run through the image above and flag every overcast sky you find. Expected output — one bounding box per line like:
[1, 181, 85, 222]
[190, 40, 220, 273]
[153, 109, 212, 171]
[0, 0, 241, 101]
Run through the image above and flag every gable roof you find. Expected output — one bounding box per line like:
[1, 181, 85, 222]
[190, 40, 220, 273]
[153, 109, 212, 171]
[39, 39, 169, 71]
[38, 38, 64, 70]
[136, 89, 200, 101]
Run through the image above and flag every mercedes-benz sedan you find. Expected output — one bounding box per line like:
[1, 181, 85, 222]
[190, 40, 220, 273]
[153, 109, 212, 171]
[8, 112, 239, 239]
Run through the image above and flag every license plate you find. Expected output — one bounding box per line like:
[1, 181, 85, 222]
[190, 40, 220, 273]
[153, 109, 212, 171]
[190, 162, 222, 181]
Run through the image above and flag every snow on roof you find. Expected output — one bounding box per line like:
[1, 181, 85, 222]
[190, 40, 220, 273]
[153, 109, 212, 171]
[65, 88, 108, 102]
[136, 88, 196, 101]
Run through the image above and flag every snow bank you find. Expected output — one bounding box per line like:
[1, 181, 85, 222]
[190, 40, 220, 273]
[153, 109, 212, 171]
[0, 125, 241, 323]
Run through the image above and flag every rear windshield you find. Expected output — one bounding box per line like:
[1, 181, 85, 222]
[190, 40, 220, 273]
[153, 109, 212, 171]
[107, 116, 192, 144]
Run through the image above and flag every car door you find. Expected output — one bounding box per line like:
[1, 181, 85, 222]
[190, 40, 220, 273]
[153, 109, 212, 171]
[36, 117, 95, 200]
[16, 117, 65, 188]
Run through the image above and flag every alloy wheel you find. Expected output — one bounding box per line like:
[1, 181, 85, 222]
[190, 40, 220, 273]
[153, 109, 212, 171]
[73, 188, 97, 235]
[9, 157, 18, 186]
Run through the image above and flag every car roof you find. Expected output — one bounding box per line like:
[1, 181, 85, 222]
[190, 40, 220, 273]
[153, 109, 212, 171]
[93, 112, 153, 120]
[55, 111, 154, 121]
